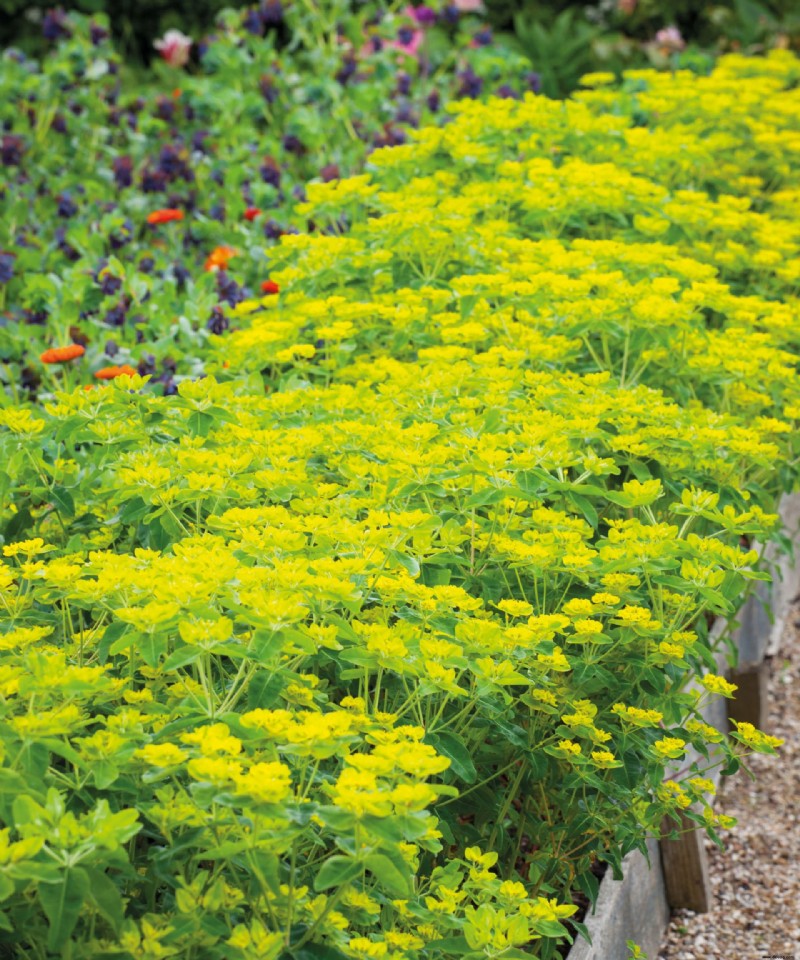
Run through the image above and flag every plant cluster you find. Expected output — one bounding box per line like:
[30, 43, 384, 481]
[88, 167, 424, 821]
[0, 10, 798, 960]
[0, 6, 533, 398]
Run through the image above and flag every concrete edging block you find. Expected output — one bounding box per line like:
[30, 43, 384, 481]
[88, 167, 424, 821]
[563, 491, 800, 958]
[565, 839, 669, 960]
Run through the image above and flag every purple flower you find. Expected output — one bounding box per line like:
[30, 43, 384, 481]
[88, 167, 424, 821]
[23, 308, 48, 325]
[207, 305, 229, 334]
[412, 5, 437, 25]
[336, 54, 358, 85]
[426, 89, 441, 111]
[396, 71, 412, 96]
[0, 253, 15, 284]
[173, 262, 191, 290]
[261, 156, 282, 187]
[473, 27, 492, 46]
[105, 339, 119, 357]
[90, 21, 109, 45]
[217, 271, 245, 307]
[191, 130, 209, 153]
[1, 135, 25, 167]
[42, 8, 72, 41]
[457, 67, 483, 99]
[98, 271, 123, 297]
[56, 193, 78, 218]
[525, 71, 542, 93]
[283, 134, 305, 156]
[138, 354, 157, 376]
[55, 227, 80, 261]
[103, 303, 127, 327]
[113, 155, 133, 189]
[395, 103, 416, 125]
[263, 219, 284, 240]
[496, 84, 519, 99]
[260, 0, 284, 25]
[141, 168, 167, 193]
[154, 96, 175, 122]
[243, 8, 264, 35]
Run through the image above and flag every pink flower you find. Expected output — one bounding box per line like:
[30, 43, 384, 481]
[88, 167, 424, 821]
[392, 7, 424, 57]
[154, 29, 192, 68]
[453, 0, 483, 11]
[654, 26, 685, 52]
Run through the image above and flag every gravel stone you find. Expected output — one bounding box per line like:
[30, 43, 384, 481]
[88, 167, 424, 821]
[659, 613, 800, 960]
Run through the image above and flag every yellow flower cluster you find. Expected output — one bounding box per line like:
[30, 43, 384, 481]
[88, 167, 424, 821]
[1, 51, 797, 959]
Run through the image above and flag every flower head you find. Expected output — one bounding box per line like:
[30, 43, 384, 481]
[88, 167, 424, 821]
[40, 344, 85, 364]
[260, 280, 280, 295]
[204, 245, 237, 272]
[654, 26, 685, 52]
[154, 29, 192, 68]
[147, 208, 184, 225]
[94, 364, 138, 380]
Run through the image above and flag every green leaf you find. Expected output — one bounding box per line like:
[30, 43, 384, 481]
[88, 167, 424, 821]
[92, 761, 119, 789]
[39, 867, 91, 951]
[364, 853, 412, 897]
[50, 486, 75, 519]
[162, 645, 203, 672]
[426, 730, 477, 783]
[287, 944, 350, 960]
[387, 549, 420, 577]
[532, 918, 569, 938]
[0, 471, 11, 510]
[85, 868, 124, 934]
[188, 410, 214, 437]
[4, 505, 33, 541]
[137, 632, 167, 668]
[246, 671, 285, 710]
[313, 855, 362, 891]
[99, 622, 131, 662]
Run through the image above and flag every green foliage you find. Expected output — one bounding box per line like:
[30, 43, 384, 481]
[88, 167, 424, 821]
[0, 9, 798, 960]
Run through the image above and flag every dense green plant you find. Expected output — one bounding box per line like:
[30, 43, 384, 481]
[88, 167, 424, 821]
[2, 23, 800, 955]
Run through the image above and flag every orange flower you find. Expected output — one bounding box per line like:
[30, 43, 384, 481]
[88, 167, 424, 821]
[204, 245, 237, 272]
[244, 207, 262, 221]
[260, 280, 280, 294]
[94, 364, 138, 380]
[147, 208, 184, 225]
[40, 344, 85, 364]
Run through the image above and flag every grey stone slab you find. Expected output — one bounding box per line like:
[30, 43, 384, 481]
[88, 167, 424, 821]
[566, 839, 669, 960]
[734, 492, 800, 664]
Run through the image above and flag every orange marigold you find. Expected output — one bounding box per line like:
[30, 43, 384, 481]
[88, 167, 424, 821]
[204, 245, 237, 272]
[40, 344, 85, 364]
[94, 364, 138, 380]
[260, 280, 279, 294]
[147, 208, 184, 225]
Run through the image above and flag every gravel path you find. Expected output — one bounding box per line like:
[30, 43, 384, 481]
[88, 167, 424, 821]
[658, 615, 800, 960]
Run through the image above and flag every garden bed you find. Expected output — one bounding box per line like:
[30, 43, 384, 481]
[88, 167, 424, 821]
[1, 15, 800, 959]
